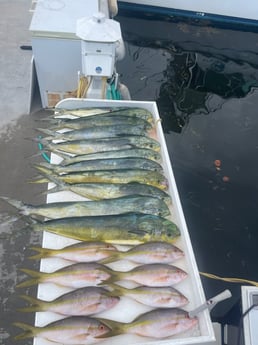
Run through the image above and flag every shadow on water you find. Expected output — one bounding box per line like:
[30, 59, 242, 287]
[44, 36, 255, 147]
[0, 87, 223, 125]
[117, 13, 258, 328]
[0, 109, 50, 345]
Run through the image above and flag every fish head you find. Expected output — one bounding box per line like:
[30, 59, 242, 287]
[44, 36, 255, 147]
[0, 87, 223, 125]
[171, 245, 185, 261]
[101, 295, 120, 309]
[174, 267, 188, 283]
[177, 313, 199, 333]
[90, 321, 113, 338]
[159, 220, 181, 242]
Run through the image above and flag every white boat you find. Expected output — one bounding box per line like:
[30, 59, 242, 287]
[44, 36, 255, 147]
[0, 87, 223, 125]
[118, 0, 258, 30]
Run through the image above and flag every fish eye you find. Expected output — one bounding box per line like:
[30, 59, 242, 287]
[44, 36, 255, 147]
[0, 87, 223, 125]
[99, 325, 105, 331]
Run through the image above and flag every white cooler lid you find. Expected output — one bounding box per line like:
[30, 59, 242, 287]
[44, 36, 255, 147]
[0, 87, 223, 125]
[30, 0, 99, 39]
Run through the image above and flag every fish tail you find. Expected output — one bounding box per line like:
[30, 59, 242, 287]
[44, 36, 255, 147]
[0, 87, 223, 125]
[28, 246, 55, 260]
[35, 127, 58, 140]
[95, 318, 125, 338]
[17, 294, 47, 312]
[27, 176, 50, 184]
[0, 196, 30, 216]
[104, 271, 126, 285]
[16, 268, 44, 288]
[13, 322, 38, 340]
[33, 163, 55, 176]
[99, 252, 122, 264]
[107, 283, 127, 297]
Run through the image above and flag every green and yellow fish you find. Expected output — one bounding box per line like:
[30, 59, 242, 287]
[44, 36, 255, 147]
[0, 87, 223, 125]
[29, 212, 180, 244]
[1, 195, 170, 219]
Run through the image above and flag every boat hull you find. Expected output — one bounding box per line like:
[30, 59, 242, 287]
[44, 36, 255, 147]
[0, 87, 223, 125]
[118, 0, 258, 31]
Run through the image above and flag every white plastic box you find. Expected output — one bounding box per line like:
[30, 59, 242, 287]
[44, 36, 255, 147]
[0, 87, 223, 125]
[241, 286, 258, 345]
[34, 98, 215, 345]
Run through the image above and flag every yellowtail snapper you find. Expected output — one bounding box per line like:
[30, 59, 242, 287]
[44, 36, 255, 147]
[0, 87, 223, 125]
[13, 316, 113, 344]
[109, 285, 188, 308]
[98, 308, 198, 339]
[101, 241, 184, 264]
[29, 241, 118, 262]
[14, 308, 198, 343]
[18, 286, 120, 316]
[17, 262, 187, 288]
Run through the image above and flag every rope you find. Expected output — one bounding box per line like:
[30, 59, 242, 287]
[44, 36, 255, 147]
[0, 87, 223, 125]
[200, 272, 258, 287]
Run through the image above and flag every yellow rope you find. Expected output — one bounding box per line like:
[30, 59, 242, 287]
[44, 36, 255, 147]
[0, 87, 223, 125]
[101, 77, 107, 99]
[77, 76, 89, 98]
[200, 272, 258, 287]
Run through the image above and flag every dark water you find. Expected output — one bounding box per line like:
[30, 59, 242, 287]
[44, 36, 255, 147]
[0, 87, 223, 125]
[117, 13, 258, 323]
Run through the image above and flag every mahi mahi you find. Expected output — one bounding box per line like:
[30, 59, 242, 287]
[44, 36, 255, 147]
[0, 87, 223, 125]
[49, 113, 152, 130]
[54, 107, 154, 123]
[58, 148, 161, 164]
[46, 180, 171, 204]
[32, 169, 168, 190]
[1, 195, 170, 219]
[35, 156, 163, 174]
[29, 212, 180, 244]
[40, 135, 160, 155]
[37, 123, 151, 141]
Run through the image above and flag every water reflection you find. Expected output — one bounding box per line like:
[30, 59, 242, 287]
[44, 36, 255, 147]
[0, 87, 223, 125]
[118, 14, 258, 132]
[157, 49, 258, 132]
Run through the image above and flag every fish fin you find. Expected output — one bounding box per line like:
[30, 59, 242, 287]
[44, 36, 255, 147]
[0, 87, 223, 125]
[128, 229, 148, 236]
[16, 268, 44, 288]
[28, 246, 55, 260]
[16, 278, 41, 289]
[17, 294, 47, 312]
[107, 283, 127, 296]
[0, 196, 29, 216]
[103, 271, 125, 285]
[94, 318, 125, 338]
[33, 163, 55, 176]
[19, 268, 44, 277]
[27, 176, 50, 184]
[35, 127, 59, 140]
[13, 322, 38, 340]
[99, 252, 121, 264]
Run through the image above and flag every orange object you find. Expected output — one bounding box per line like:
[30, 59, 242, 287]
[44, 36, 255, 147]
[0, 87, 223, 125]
[214, 160, 221, 167]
